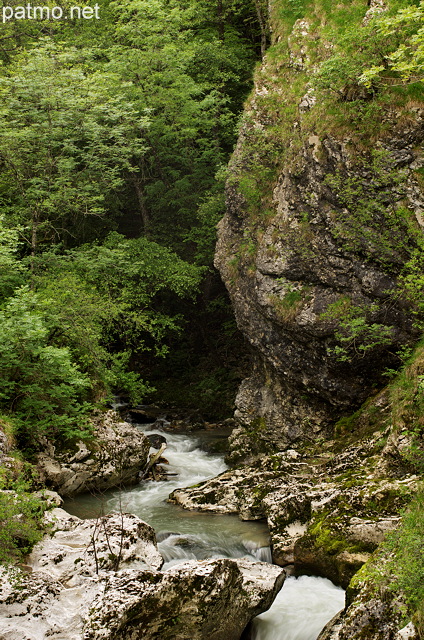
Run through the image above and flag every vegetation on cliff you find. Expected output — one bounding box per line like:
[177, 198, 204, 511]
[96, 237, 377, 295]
[211, 0, 424, 634]
[215, 0, 424, 453]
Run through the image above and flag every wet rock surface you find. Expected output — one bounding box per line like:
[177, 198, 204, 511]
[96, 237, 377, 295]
[36, 410, 150, 496]
[0, 509, 285, 640]
[85, 559, 285, 640]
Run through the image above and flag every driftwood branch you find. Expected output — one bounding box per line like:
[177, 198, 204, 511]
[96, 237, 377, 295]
[140, 442, 167, 480]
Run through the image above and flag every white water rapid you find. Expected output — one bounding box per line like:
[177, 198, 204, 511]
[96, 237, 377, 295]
[251, 575, 344, 640]
[64, 421, 345, 640]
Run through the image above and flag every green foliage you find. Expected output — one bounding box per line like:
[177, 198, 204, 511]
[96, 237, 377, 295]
[51, 233, 203, 350]
[379, 491, 424, 631]
[0, 0, 262, 437]
[331, 317, 394, 362]
[334, 410, 362, 436]
[359, 2, 424, 88]
[74, 232, 203, 304]
[106, 352, 154, 406]
[325, 150, 420, 267]
[103, 0, 257, 249]
[321, 298, 394, 362]
[334, 339, 424, 465]
[270, 284, 311, 322]
[0, 453, 48, 565]
[32, 233, 203, 403]
[184, 167, 227, 265]
[399, 248, 424, 328]
[316, 1, 424, 98]
[387, 341, 424, 472]
[0, 41, 148, 252]
[0, 225, 204, 447]
[277, 0, 311, 24]
[0, 217, 25, 301]
[0, 287, 93, 446]
[0, 487, 46, 565]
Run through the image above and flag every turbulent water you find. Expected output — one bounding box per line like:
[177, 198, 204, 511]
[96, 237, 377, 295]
[251, 575, 344, 640]
[64, 421, 345, 640]
[65, 425, 270, 564]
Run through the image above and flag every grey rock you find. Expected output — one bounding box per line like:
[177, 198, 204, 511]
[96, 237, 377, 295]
[146, 433, 167, 449]
[36, 411, 150, 496]
[318, 579, 409, 640]
[31, 509, 163, 581]
[84, 559, 285, 640]
[33, 489, 64, 508]
[0, 567, 96, 640]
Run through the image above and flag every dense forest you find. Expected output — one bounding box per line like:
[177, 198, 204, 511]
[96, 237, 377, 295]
[0, 0, 268, 450]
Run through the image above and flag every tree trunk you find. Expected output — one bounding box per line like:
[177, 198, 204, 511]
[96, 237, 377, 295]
[255, 0, 268, 59]
[132, 175, 150, 234]
[217, 0, 224, 42]
[30, 210, 39, 287]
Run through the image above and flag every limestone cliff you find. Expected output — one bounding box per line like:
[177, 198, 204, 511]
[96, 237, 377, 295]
[215, 0, 424, 462]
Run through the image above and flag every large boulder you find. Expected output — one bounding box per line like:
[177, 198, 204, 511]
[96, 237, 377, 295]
[36, 410, 150, 496]
[31, 508, 163, 580]
[0, 509, 285, 640]
[85, 559, 285, 640]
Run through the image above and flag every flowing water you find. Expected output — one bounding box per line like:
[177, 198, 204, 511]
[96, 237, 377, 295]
[64, 421, 345, 639]
[251, 575, 344, 640]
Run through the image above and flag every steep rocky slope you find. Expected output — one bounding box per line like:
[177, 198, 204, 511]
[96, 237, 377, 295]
[215, 0, 424, 461]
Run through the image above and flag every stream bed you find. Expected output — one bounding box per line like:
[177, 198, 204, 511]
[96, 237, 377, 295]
[64, 421, 345, 640]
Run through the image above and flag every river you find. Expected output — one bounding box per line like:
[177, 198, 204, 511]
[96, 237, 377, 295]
[64, 420, 345, 640]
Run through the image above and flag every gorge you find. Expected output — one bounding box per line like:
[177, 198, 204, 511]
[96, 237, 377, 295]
[0, 0, 423, 638]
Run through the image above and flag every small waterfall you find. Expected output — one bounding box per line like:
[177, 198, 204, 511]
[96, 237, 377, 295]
[244, 541, 273, 564]
[158, 532, 272, 570]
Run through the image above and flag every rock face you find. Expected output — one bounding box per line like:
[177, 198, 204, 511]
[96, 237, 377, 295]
[215, 3, 424, 461]
[0, 509, 285, 640]
[36, 410, 150, 496]
[208, 1, 424, 626]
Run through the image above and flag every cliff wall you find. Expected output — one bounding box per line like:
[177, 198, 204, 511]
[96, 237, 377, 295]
[215, 0, 424, 461]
